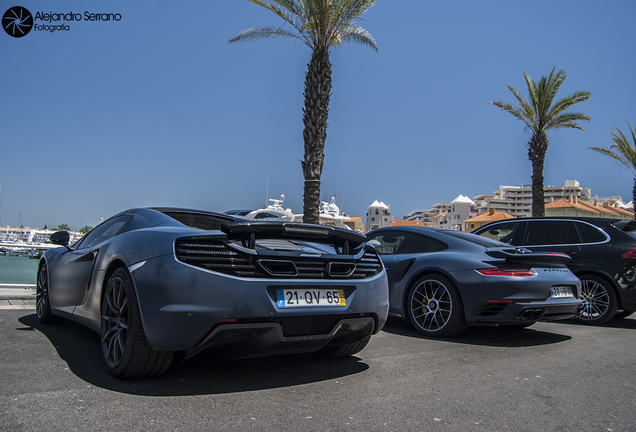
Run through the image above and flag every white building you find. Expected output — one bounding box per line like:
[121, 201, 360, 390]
[430, 195, 477, 230]
[403, 203, 452, 225]
[366, 200, 391, 231]
[474, 180, 592, 217]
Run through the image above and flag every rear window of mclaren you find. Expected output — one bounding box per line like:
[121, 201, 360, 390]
[160, 211, 234, 231]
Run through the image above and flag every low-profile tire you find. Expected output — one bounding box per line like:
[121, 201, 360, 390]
[101, 267, 174, 378]
[36, 263, 64, 324]
[613, 310, 634, 320]
[316, 335, 371, 358]
[576, 275, 618, 325]
[407, 274, 467, 338]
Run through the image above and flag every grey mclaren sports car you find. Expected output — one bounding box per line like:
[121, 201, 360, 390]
[367, 226, 582, 338]
[37, 208, 389, 378]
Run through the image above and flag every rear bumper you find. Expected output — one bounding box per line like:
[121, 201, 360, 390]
[185, 316, 375, 359]
[468, 297, 582, 325]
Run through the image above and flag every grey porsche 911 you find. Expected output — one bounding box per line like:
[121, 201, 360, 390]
[366, 226, 582, 338]
[37, 208, 389, 378]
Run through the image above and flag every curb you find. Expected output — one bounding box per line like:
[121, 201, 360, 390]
[0, 299, 35, 310]
[0, 287, 36, 301]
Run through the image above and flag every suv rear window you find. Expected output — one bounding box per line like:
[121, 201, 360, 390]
[575, 221, 608, 243]
[524, 220, 578, 246]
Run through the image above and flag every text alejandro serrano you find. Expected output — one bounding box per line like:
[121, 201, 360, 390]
[34, 12, 122, 22]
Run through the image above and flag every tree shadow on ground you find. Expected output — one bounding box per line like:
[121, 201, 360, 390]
[18, 313, 369, 396]
[381, 316, 572, 347]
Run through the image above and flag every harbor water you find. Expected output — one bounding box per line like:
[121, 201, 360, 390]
[0, 255, 39, 284]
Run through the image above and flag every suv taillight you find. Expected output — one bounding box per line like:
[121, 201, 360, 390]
[622, 249, 636, 259]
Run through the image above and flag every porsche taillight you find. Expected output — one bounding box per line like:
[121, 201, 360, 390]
[475, 267, 537, 277]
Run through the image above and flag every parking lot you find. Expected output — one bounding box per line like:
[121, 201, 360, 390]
[1, 308, 634, 431]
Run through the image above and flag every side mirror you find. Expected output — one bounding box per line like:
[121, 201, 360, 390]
[50, 231, 70, 246]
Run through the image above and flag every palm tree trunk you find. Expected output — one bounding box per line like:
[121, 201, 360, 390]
[301, 47, 332, 225]
[632, 177, 636, 218]
[528, 133, 549, 217]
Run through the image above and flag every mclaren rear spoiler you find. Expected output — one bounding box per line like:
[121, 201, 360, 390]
[220, 221, 366, 252]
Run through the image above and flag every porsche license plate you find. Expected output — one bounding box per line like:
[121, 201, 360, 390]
[277, 289, 346, 308]
[550, 286, 574, 298]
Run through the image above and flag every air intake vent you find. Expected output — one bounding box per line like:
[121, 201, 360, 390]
[175, 238, 383, 280]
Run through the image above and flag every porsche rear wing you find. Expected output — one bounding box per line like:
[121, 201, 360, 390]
[485, 248, 572, 266]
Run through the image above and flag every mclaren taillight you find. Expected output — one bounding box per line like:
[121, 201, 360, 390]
[475, 267, 536, 277]
[622, 249, 636, 259]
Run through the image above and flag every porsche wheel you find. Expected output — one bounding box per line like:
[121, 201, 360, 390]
[101, 268, 174, 378]
[576, 275, 617, 325]
[407, 274, 467, 338]
[36, 263, 64, 324]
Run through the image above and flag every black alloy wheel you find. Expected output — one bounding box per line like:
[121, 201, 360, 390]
[100, 267, 174, 378]
[407, 274, 467, 338]
[36, 263, 64, 324]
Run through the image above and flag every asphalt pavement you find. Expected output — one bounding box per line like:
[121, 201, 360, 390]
[1, 305, 635, 432]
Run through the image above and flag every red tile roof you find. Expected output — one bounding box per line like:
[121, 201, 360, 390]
[464, 211, 515, 223]
[391, 219, 427, 226]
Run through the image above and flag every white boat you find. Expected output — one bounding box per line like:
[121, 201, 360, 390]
[317, 197, 352, 228]
[243, 194, 297, 222]
[241, 194, 352, 229]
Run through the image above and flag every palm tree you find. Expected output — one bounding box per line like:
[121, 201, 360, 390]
[229, 0, 378, 224]
[589, 121, 636, 209]
[489, 67, 591, 216]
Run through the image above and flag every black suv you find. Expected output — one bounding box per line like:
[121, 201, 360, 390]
[473, 217, 636, 324]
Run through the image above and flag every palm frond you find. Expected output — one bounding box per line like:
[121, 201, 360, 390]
[231, 0, 378, 52]
[547, 111, 591, 131]
[523, 71, 540, 118]
[611, 121, 636, 166]
[589, 121, 636, 175]
[336, 25, 377, 51]
[248, 0, 300, 27]
[488, 100, 531, 128]
[228, 26, 305, 44]
[548, 91, 592, 118]
[589, 146, 635, 175]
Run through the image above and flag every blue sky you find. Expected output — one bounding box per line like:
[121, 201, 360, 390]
[1, 0, 634, 231]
